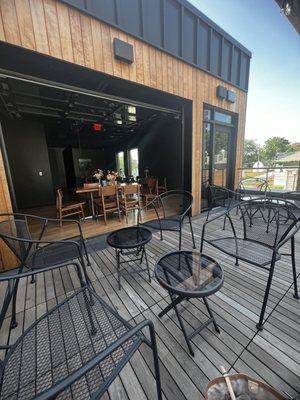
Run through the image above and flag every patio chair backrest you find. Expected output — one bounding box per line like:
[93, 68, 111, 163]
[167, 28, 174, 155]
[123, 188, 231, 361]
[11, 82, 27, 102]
[237, 199, 300, 249]
[159, 190, 193, 219]
[238, 177, 270, 198]
[0, 214, 34, 262]
[208, 184, 235, 207]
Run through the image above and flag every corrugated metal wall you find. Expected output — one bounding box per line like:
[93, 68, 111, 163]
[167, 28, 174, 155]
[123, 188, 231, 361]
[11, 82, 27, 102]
[62, 0, 251, 91]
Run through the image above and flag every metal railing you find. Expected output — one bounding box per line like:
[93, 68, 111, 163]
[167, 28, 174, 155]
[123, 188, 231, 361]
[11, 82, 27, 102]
[237, 166, 300, 192]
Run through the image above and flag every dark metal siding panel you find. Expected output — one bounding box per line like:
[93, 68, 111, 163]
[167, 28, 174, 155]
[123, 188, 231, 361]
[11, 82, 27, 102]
[232, 47, 241, 86]
[116, 0, 142, 37]
[142, 0, 163, 47]
[197, 19, 209, 70]
[210, 30, 221, 76]
[68, 0, 86, 7]
[89, 0, 117, 25]
[221, 39, 231, 81]
[61, 0, 251, 91]
[164, 0, 181, 56]
[240, 52, 248, 90]
[182, 9, 196, 63]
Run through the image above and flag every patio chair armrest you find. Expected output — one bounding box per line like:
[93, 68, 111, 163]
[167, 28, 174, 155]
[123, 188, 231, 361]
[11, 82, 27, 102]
[34, 319, 156, 400]
[277, 226, 300, 250]
[0, 262, 82, 282]
[138, 196, 161, 221]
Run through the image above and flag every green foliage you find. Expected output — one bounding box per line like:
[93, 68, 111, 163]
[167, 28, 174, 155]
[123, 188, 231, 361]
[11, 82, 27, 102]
[243, 139, 260, 167]
[260, 137, 293, 165]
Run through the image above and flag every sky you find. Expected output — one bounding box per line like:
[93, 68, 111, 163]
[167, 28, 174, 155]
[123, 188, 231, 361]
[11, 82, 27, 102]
[188, 0, 300, 145]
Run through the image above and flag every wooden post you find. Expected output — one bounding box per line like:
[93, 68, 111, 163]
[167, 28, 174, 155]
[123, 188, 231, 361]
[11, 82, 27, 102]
[0, 147, 18, 271]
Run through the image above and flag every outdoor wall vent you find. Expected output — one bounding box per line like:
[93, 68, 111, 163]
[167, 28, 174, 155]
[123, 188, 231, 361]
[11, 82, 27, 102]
[227, 90, 237, 103]
[113, 38, 134, 64]
[216, 86, 227, 100]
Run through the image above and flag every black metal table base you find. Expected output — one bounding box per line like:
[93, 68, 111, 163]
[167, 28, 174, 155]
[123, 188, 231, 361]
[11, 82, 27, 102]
[159, 293, 220, 356]
[116, 245, 151, 290]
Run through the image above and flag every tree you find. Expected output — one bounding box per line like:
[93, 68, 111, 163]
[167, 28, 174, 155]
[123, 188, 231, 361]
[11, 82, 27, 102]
[243, 139, 260, 167]
[260, 137, 293, 165]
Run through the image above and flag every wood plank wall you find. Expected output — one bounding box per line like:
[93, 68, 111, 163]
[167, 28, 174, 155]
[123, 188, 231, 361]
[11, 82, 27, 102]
[0, 0, 247, 215]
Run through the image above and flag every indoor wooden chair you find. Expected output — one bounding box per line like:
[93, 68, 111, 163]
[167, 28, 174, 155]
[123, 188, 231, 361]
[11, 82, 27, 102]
[158, 177, 167, 194]
[120, 183, 141, 223]
[141, 177, 159, 210]
[56, 189, 85, 227]
[94, 185, 121, 224]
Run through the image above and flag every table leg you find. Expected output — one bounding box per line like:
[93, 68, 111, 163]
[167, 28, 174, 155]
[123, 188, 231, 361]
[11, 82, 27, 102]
[203, 297, 220, 333]
[90, 192, 95, 218]
[158, 294, 185, 318]
[167, 291, 195, 356]
[144, 246, 151, 283]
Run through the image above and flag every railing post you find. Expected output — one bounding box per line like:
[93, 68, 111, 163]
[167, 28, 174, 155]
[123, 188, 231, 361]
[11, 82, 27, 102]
[296, 163, 300, 191]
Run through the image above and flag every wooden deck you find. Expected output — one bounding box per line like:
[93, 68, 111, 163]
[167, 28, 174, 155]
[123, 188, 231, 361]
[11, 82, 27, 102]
[0, 212, 299, 399]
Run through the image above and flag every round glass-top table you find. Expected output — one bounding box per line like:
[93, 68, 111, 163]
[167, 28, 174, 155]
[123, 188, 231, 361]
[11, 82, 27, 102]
[155, 251, 224, 356]
[107, 227, 152, 290]
[107, 226, 152, 249]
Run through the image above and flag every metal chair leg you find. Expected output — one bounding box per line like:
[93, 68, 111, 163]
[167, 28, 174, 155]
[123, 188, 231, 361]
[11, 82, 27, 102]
[179, 226, 182, 251]
[116, 250, 121, 290]
[188, 215, 196, 249]
[82, 239, 91, 266]
[160, 229, 163, 241]
[10, 278, 20, 329]
[291, 236, 299, 299]
[148, 322, 163, 400]
[257, 256, 276, 330]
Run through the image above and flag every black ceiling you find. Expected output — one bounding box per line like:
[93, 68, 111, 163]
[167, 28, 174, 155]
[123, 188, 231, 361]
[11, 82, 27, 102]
[0, 77, 176, 148]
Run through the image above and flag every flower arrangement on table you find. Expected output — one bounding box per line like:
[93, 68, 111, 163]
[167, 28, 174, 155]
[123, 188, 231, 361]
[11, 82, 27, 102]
[93, 169, 103, 183]
[106, 170, 118, 185]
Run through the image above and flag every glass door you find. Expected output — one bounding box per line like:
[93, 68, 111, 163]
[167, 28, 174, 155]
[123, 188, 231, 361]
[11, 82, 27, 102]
[201, 107, 236, 209]
[213, 124, 231, 187]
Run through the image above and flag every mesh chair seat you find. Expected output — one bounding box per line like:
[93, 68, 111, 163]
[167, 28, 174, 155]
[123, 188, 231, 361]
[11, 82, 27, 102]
[143, 217, 181, 232]
[26, 236, 85, 270]
[0, 288, 142, 400]
[207, 238, 281, 267]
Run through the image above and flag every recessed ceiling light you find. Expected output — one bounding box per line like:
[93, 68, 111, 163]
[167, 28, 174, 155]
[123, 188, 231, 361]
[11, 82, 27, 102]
[127, 105, 136, 114]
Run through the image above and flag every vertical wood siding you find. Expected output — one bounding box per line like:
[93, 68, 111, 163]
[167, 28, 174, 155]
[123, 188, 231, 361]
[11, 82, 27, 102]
[0, 0, 247, 266]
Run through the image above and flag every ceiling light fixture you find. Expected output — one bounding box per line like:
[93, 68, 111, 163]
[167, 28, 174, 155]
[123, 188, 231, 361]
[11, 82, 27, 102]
[127, 105, 136, 114]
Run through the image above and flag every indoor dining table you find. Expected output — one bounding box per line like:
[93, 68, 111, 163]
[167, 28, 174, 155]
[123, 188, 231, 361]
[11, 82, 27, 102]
[75, 185, 100, 218]
[75, 182, 140, 219]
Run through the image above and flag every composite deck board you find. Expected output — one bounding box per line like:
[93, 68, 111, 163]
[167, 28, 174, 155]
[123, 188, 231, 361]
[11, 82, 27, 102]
[0, 213, 299, 398]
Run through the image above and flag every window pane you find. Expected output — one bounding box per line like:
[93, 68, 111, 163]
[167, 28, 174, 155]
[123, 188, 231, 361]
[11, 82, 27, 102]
[129, 148, 139, 178]
[214, 111, 232, 124]
[204, 108, 211, 121]
[116, 151, 125, 176]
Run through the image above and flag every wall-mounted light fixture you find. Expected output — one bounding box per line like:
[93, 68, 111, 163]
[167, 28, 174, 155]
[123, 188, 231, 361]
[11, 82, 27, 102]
[113, 38, 134, 64]
[216, 86, 236, 103]
[217, 86, 227, 100]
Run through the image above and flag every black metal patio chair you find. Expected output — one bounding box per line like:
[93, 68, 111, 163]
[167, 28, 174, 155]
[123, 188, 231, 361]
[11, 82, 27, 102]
[0, 213, 91, 330]
[206, 184, 241, 226]
[236, 177, 270, 201]
[200, 198, 299, 330]
[139, 190, 196, 250]
[0, 262, 162, 400]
